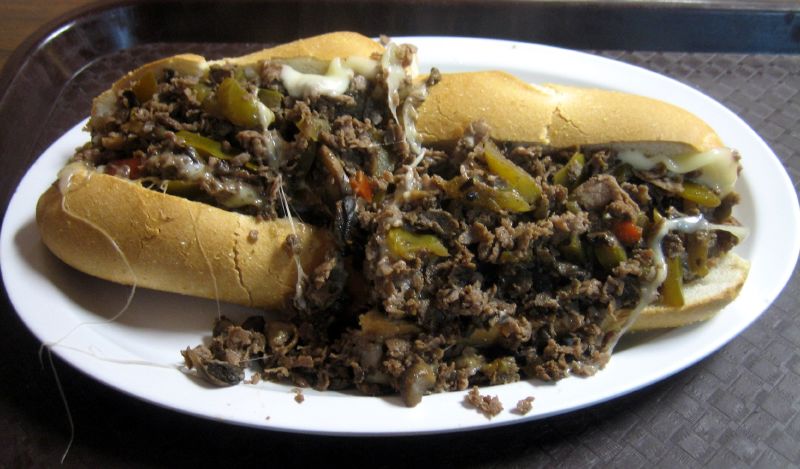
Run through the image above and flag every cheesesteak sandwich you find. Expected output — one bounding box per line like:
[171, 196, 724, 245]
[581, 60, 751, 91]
[36, 32, 749, 406]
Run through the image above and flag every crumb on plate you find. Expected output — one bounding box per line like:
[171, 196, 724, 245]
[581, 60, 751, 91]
[514, 396, 535, 415]
[292, 387, 305, 404]
[465, 386, 503, 418]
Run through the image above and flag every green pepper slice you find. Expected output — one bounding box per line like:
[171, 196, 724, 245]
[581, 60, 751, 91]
[177, 130, 262, 173]
[445, 177, 531, 213]
[590, 233, 628, 270]
[483, 141, 541, 204]
[560, 232, 587, 264]
[192, 83, 212, 103]
[258, 88, 284, 109]
[387, 228, 449, 260]
[661, 255, 685, 307]
[493, 188, 532, 213]
[681, 181, 721, 208]
[565, 199, 581, 214]
[164, 180, 203, 198]
[217, 77, 261, 128]
[132, 72, 158, 104]
[552, 151, 586, 189]
[176, 130, 228, 160]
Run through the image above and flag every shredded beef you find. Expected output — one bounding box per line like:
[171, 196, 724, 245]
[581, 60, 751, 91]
[573, 175, 639, 221]
[635, 168, 684, 193]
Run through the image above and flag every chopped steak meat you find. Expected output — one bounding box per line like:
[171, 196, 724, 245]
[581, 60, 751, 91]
[514, 396, 535, 415]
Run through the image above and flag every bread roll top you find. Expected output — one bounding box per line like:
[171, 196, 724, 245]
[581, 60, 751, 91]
[417, 71, 723, 153]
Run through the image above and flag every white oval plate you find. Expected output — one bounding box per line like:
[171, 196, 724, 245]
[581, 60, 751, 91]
[2, 37, 798, 435]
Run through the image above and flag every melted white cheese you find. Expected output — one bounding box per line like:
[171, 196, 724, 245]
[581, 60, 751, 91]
[617, 148, 739, 195]
[379, 42, 426, 164]
[280, 58, 355, 98]
[219, 181, 261, 209]
[368, 42, 427, 201]
[279, 45, 423, 159]
[180, 157, 208, 181]
[58, 162, 91, 194]
[380, 43, 408, 124]
[279, 55, 388, 99]
[341, 56, 380, 79]
[404, 99, 426, 166]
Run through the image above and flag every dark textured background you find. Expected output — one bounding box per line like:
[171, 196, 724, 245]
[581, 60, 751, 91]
[1, 11, 799, 469]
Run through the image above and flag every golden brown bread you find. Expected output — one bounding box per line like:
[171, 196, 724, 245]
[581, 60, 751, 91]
[37, 32, 747, 328]
[37, 164, 334, 309]
[418, 71, 723, 152]
[218, 31, 384, 66]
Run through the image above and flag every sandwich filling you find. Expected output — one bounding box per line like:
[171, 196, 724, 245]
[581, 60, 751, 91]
[68, 44, 745, 406]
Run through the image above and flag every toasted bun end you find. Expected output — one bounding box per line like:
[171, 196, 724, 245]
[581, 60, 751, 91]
[36, 166, 334, 310]
[629, 253, 750, 331]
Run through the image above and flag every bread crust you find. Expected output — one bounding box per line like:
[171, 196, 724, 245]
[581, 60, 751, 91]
[217, 31, 384, 66]
[417, 71, 723, 152]
[36, 165, 334, 309]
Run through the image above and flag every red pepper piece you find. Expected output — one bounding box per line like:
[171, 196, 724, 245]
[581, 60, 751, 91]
[613, 220, 643, 245]
[350, 171, 373, 202]
[106, 157, 144, 179]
